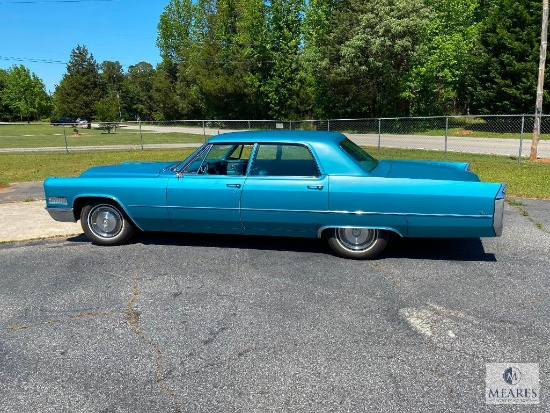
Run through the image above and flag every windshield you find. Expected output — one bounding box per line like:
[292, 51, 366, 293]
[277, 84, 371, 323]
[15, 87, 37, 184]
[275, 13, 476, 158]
[339, 138, 378, 172]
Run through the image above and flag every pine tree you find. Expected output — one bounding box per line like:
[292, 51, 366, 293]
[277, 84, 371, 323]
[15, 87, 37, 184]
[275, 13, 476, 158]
[54, 45, 106, 126]
[469, 0, 549, 114]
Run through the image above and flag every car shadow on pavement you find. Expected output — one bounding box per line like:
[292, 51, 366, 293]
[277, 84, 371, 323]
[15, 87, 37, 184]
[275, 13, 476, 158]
[383, 236, 496, 262]
[136, 232, 326, 254]
[67, 232, 496, 262]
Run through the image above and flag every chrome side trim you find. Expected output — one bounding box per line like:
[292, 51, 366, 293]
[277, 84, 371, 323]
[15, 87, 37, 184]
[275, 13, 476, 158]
[46, 207, 76, 223]
[130, 205, 240, 212]
[129, 205, 492, 220]
[128, 205, 494, 220]
[239, 207, 492, 219]
[328, 210, 492, 219]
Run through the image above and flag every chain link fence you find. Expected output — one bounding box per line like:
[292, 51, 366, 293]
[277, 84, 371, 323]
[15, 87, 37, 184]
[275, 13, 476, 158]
[1, 115, 549, 161]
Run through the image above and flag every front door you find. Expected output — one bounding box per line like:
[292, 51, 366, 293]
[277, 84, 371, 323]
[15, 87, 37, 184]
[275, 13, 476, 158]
[167, 143, 250, 231]
[167, 175, 244, 231]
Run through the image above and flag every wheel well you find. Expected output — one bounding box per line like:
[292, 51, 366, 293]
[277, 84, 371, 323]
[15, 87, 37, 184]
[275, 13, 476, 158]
[73, 197, 134, 225]
[319, 227, 403, 239]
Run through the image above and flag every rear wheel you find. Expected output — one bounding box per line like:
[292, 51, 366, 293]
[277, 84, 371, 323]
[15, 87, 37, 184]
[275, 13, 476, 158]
[80, 202, 135, 245]
[326, 227, 389, 259]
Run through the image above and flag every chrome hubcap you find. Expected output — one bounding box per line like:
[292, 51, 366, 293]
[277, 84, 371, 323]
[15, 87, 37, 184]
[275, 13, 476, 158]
[89, 205, 123, 238]
[336, 228, 378, 251]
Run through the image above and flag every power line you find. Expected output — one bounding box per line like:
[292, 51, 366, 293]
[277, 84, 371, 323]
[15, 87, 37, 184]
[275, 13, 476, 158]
[0, 56, 66, 64]
[0, 0, 119, 4]
[0, 55, 142, 68]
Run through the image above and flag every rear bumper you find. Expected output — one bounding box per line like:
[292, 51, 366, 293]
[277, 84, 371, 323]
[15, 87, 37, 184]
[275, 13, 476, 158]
[493, 184, 506, 237]
[46, 207, 76, 223]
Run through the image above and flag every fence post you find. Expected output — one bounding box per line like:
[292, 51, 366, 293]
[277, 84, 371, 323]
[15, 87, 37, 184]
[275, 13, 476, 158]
[289, 120, 292, 131]
[327, 119, 330, 131]
[139, 120, 143, 150]
[378, 118, 382, 154]
[62, 124, 69, 154]
[202, 120, 206, 141]
[518, 115, 525, 166]
[444, 116, 449, 159]
[248, 120, 251, 131]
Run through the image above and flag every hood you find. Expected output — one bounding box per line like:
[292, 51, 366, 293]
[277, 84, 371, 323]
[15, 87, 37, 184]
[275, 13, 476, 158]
[373, 160, 480, 182]
[79, 161, 176, 178]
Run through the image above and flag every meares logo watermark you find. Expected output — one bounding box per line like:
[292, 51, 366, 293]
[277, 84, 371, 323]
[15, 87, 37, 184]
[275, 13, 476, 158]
[486, 363, 539, 404]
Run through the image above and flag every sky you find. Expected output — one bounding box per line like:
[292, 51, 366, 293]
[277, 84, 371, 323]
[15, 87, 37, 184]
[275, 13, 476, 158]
[0, 0, 167, 93]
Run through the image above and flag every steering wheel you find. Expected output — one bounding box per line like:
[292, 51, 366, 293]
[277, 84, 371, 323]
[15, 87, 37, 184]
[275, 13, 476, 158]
[199, 161, 219, 175]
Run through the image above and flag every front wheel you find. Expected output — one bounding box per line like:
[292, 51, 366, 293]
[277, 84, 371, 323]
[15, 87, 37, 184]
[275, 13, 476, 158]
[326, 228, 389, 260]
[80, 202, 135, 245]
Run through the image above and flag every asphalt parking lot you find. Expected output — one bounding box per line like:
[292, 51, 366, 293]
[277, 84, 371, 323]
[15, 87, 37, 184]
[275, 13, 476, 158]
[0, 184, 549, 412]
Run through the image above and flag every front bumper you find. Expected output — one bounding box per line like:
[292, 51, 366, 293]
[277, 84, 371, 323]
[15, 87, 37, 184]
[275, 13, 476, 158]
[46, 207, 76, 223]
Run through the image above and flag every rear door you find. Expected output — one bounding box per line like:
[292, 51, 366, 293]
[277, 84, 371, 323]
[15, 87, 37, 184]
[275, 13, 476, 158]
[241, 143, 328, 234]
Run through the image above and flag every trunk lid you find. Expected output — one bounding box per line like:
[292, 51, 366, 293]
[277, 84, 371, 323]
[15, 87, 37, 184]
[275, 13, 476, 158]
[372, 160, 480, 182]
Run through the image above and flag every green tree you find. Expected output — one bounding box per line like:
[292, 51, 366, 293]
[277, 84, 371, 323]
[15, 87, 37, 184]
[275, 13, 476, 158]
[1, 65, 51, 122]
[183, 0, 267, 118]
[303, 0, 353, 118]
[94, 96, 120, 122]
[152, 60, 182, 120]
[338, 0, 431, 116]
[0, 69, 14, 121]
[402, 0, 481, 115]
[101, 61, 124, 96]
[260, 0, 309, 119]
[303, 0, 430, 118]
[157, 0, 194, 64]
[156, 0, 271, 119]
[468, 0, 549, 114]
[233, 0, 267, 118]
[55, 45, 106, 126]
[100, 61, 124, 121]
[123, 62, 156, 120]
[156, 0, 198, 118]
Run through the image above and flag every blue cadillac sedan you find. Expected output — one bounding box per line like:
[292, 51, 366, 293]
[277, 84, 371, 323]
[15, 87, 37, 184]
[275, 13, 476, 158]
[44, 131, 506, 259]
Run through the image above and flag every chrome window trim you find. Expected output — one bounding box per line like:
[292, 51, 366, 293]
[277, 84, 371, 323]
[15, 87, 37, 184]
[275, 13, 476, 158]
[247, 142, 322, 177]
[176, 144, 212, 174]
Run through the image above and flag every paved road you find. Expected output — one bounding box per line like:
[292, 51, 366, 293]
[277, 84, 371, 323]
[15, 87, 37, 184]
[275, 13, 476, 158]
[126, 124, 550, 158]
[0, 199, 549, 411]
[350, 134, 550, 158]
[2, 123, 549, 158]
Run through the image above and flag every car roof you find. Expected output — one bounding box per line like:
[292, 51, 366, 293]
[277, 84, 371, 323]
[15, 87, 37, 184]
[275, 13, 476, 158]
[207, 130, 346, 145]
[206, 130, 367, 176]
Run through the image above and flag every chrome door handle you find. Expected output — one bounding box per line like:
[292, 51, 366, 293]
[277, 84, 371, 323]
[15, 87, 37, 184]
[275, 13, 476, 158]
[226, 184, 241, 188]
[307, 185, 323, 190]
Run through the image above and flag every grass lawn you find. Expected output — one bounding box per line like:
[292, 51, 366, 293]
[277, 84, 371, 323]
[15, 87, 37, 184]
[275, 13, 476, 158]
[0, 148, 197, 187]
[1, 146, 548, 199]
[0, 123, 207, 148]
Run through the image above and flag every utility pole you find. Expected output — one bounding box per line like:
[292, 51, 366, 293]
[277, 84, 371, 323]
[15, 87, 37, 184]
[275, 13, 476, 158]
[532, 0, 549, 161]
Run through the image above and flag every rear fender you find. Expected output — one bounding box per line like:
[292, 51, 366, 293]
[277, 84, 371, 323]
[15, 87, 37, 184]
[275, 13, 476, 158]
[328, 176, 504, 238]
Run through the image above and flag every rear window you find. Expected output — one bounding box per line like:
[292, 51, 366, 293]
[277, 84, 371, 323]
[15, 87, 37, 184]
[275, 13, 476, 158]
[339, 138, 378, 172]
